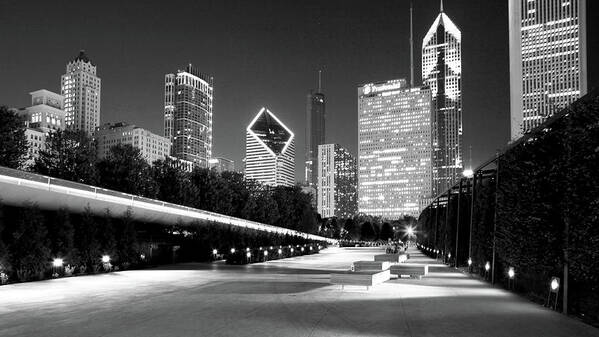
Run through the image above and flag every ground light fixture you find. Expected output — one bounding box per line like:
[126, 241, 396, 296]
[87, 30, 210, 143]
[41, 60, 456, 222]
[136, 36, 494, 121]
[309, 246, 312, 251]
[448, 253, 451, 259]
[101, 255, 110, 263]
[508, 267, 515, 279]
[468, 258, 472, 266]
[212, 249, 218, 255]
[246, 248, 250, 252]
[550, 277, 560, 291]
[301, 247, 304, 252]
[485, 261, 490, 271]
[263, 251, 268, 256]
[140, 254, 146, 260]
[230, 248, 236, 254]
[278, 249, 282, 254]
[52, 258, 63, 267]
[246, 252, 251, 258]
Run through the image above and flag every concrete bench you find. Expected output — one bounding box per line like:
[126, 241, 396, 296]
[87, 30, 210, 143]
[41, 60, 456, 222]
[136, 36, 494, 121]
[390, 264, 429, 279]
[352, 261, 390, 272]
[330, 270, 391, 290]
[374, 253, 409, 263]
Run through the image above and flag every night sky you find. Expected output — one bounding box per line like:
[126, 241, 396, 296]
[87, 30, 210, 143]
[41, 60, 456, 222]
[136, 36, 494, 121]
[1, 0, 597, 180]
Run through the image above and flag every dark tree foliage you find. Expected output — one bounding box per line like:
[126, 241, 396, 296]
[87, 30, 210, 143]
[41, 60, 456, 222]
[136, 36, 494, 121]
[46, 208, 76, 264]
[33, 129, 97, 184]
[116, 209, 139, 266]
[97, 144, 157, 198]
[360, 221, 376, 241]
[0, 106, 28, 169]
[74, 207, 101, 273]
[379, 222, 394, 241]
[343, 218, 359, 240]
[0, 205, 11, 276]
[151, 157, 193, 205]
[99, 210, 118, 261]
[8, 206, 51, 281]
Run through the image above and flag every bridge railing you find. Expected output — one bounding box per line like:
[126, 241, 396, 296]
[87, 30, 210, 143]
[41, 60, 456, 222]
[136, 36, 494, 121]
[0, 166, 335, 243]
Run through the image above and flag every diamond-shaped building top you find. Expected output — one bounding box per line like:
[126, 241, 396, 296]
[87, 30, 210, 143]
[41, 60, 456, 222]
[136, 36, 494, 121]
[245, 107, 295, 187]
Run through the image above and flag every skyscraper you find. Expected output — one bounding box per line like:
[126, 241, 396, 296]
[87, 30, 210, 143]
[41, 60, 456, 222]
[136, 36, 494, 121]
[317, 144, 357, 219]
[164, 64, 213, 168]
[245, 107, 295, 187]
[422, 2, 463, 196]
[358, 80, 433, 218]
[509, 0, 587, 140]
[305, 71, 326, 188]
[61, 50, 101, 134]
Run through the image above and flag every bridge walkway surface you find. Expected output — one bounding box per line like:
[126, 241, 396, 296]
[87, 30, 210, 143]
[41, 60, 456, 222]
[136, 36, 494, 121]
[0, 247, 597, 337]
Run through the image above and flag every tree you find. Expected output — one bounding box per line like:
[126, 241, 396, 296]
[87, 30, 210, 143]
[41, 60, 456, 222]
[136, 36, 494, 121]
[380, 222, 394, 241]
[97, 144, 157, 197]
[152, 157, 191, 204]
[8, 205, 51, 281]
[33, 129, 97, 184]
[360, 221, 376, 241]
[46, 208, 76, 265]
[74, 207, 101, 273]
[0, 106, 28, 169]
[98, 210, 117, 262]
[116, 209, 139, 266]
[343, 218, 359, 240]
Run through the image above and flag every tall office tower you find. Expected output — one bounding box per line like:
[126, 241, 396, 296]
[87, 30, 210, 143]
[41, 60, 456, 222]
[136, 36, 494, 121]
[422, 2, 463, 196]
[358, 80, 433, 218]
[164, 64, 214, 168]
[17, 90, 66, 164]
[94, 122, 171, 164]
[317, 144, 358, 219]
[509, 0, 587, 140]
[245, 107, 295, 187]
[305, 71, 326, 188]
[61, 50, 101, 134]
[209, 157, 235, 173]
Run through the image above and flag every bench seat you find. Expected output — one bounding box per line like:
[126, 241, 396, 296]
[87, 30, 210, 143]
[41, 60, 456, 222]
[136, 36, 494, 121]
[330, 270, 391, 289]
[390, 264, 429, 279]
[352, 261, 390, 272]
[374, 253, 409, 263]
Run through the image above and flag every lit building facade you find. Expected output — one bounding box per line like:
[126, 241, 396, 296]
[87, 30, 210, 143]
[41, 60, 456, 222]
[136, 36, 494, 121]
[305, 77, 326, 188]
[317, 144, 357, 219]
[17, 90, 66, 164]
[245, 107, 295, 187]
[509, 0, 587, 140]
[164, 64, 213, 168]
[209, 157, 235, 173]
[358, 79, 433, 218]
[422, 4, 463, 196]
[94, 122, 171, 164]
[61, 50, 101, 135]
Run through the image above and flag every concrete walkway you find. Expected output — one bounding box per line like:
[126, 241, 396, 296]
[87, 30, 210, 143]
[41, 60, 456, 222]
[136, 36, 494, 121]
[0, 246, 597, 337]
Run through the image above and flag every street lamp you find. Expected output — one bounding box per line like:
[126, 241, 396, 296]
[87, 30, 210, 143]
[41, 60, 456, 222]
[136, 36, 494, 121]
[230, 248, 236, 254]
[264, 250, 268, 257]
[278, 249, 282, 255]
[467, 257, 472, 266]
[101, 255, 110, 263]
[212, 249, 218, 255]
[485, 261, 490, 271]
[52, 258, 63, 267]
[508, 267, 515, 279]
[290, 248, 294, 253]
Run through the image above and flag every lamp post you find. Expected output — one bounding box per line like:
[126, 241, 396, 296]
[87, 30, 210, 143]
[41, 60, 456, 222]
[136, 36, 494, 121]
[52, 258, 63, 278]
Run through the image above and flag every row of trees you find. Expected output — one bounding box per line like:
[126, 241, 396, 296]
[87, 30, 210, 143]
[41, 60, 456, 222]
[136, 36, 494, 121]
[320, 215, 415, 242]
[417, 95, 599, 322]
[0, 106, 319, 234]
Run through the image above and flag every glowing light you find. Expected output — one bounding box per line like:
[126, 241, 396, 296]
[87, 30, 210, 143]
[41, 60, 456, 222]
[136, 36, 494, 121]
[246, 248, 250, 252]
[301, 247, 304, 252]
[263, 251, 268, 256]
[406, 226, 414, 237]
[230, 248, 236, 254]
[212, 249, 218, 255]
[508, 267, 515, 279]
[246, 252, 251, 258]
[463, 169, 474, 178]
[101, 255, 110, 263]
[278, 249, 282, 254]
[550, 277, 560, 291]
[270, 246, 273, 250]
[468, 257, 472, 266]
[140, 254, 146, 260]
[448, 253, 451, 259]
[309, 246, 312, 251]
[52, 258, 63, 267]
[290, 248, 294, 253]
[485, 261, 490, 271]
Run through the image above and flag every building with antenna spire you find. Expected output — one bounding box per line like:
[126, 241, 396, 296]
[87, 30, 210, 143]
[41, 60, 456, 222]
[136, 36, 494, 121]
[305, 70, 326, 189]
[422, 0, 463, 196]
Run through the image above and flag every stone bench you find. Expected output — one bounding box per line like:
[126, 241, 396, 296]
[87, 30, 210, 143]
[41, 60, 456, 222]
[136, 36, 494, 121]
[374, 253, 409, 263]
[390, 264, 429, 279]
[352, 261, 390, 272]
[330, 270, 391, 290]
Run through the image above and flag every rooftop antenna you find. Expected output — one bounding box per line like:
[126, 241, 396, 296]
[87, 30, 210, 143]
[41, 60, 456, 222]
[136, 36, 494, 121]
[440, 0, 444, 12]
[318, 70, 322, 93]
[410, 0, 414, 87]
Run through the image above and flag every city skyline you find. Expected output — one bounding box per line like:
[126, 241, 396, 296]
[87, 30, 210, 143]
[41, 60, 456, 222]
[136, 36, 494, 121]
[1, 0, 597, 183]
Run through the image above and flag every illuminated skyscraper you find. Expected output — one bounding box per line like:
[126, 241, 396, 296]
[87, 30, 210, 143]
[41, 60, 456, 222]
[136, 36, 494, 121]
[358, 80, 433, 218]
[245, 107, 295, 187]
[164, 64, 213, 168]
[509, 0, 587, 140]
[61, 50, 101, 134]
[305, 71, 326, 188]
[317, 144, 357, 219]
[422, 2, 463, 196]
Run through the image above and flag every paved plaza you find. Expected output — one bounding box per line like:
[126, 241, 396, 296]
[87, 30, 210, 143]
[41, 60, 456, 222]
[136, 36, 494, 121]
[1, 247, 597, 337]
